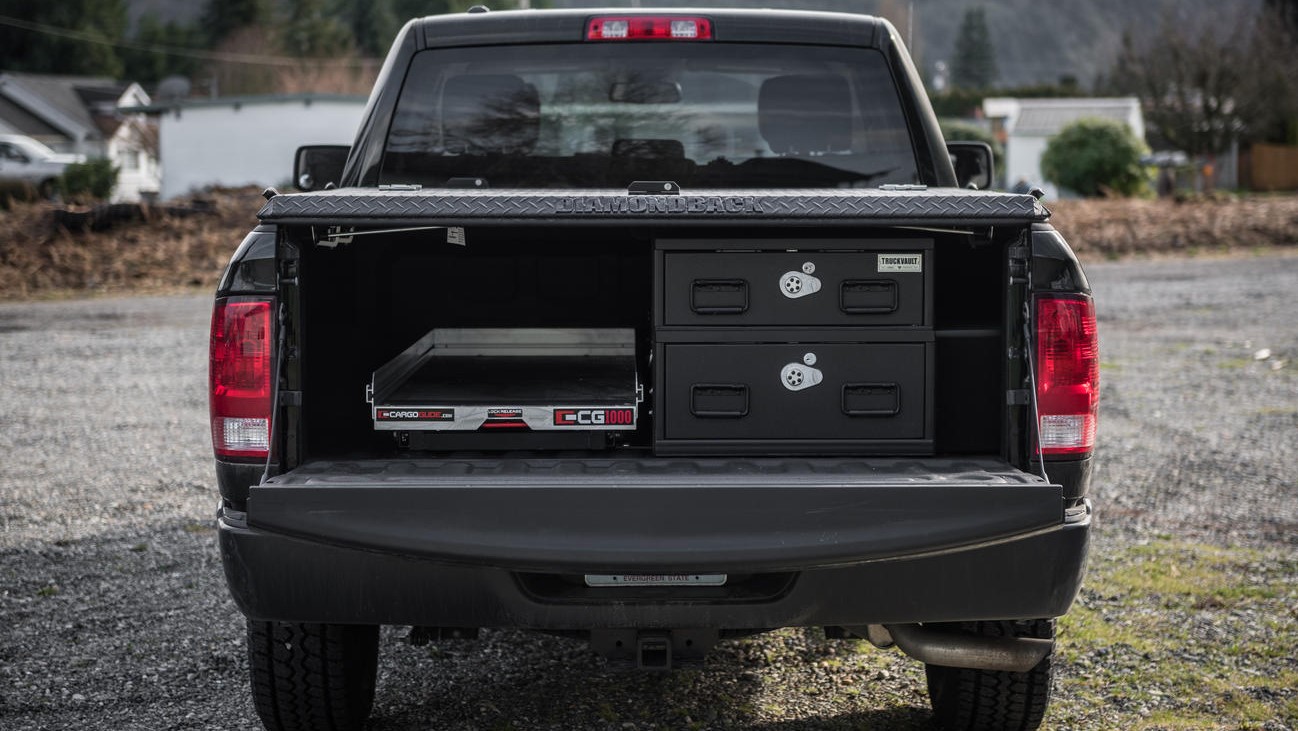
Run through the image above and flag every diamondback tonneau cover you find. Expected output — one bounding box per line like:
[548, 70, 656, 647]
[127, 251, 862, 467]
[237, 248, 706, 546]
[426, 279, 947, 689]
[257, 187, 1049, 228]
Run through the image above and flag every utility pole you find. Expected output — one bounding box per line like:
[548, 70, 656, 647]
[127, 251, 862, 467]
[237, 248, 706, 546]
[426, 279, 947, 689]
[908, 1, 914, 50]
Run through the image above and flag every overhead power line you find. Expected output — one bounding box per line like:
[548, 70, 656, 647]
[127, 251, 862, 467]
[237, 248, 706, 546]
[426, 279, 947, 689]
[0, 13, 375, 67]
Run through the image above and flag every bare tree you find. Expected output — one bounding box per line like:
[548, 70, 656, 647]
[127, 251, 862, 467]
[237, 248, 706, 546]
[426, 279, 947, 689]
[1107, 6, 1298, 155]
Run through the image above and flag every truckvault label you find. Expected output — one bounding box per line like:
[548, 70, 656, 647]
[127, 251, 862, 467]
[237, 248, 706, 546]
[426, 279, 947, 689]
[375, 408, 455, 421]
[878, 253, 923, 272]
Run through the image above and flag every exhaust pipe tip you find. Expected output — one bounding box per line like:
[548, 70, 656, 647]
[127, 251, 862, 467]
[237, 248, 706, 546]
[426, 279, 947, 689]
[853, 623, 1052, 673]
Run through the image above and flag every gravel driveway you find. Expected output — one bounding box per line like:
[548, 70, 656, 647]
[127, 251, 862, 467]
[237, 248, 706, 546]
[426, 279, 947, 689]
[1, 252, 1295, 730]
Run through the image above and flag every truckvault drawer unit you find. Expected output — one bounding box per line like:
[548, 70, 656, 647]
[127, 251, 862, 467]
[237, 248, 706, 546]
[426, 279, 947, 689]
[663, 249, 930, 327]
[653, 239, 934, 455]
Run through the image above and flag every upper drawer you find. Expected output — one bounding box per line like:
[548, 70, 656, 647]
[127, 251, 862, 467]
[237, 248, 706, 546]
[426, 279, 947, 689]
[662, 250, 929, 327]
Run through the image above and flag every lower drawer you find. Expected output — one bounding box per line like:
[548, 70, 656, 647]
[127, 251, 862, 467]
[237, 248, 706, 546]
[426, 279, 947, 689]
[658, 342, 931, 452]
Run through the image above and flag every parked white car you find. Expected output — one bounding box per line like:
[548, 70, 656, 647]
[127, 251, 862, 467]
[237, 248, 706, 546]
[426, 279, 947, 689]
[0, 134, 84, 198]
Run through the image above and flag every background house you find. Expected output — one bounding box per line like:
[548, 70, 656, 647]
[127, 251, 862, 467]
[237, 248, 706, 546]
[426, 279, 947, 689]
[125, 94, 367, 200]
[982, 97, 1145, 199]
[0, 72, 160, 201]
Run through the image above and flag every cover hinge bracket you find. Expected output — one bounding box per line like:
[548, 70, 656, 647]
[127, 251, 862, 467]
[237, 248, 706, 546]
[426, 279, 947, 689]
[628, 180, 679, 195]
[1006, 389, 1031, 406]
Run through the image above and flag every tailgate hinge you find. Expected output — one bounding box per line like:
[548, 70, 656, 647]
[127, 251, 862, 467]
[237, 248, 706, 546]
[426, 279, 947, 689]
[1006, 388, 1031, 406]
[278, 390, 302, 407]
[1008, 245, 1030, 284]
[279, 247, 300, 284]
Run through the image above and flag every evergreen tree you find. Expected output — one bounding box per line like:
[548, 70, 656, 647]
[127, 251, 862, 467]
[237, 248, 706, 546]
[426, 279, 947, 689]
[952, 7, 998, 90]
[120, 14, 204, 87]
[1264, 0, 1298, 36]
[391, 0, 478, 22]
[0, 0, 127, 77]
[200, 0, 271, 48]
[335, 0, 401, 57]
[279, 0, 355, 58]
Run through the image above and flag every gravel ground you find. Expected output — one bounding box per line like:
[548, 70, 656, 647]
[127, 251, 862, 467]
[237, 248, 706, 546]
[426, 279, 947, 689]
[1, 252, 1295, 730]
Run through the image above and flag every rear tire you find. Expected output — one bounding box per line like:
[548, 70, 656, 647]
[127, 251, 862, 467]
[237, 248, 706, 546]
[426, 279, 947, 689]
[247, 620, 379, 731]
[924, 619, 1054, 731]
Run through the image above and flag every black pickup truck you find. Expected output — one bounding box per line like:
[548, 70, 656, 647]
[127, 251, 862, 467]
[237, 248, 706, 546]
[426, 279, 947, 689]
[211, 8, 1097, 731]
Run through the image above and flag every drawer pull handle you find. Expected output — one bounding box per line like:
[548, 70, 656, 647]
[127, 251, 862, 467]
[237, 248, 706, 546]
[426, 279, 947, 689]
[842, 383, 900, 416]
[690, 279, 749, 314]
[841, 280, 898, 314]
[691, 384, 749, 417]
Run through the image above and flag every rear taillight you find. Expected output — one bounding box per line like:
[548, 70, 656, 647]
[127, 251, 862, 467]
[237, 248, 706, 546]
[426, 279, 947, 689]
[586, 16, 713, 41]
[1035, 294, 1098, 456]
[210, 297, 274, 460]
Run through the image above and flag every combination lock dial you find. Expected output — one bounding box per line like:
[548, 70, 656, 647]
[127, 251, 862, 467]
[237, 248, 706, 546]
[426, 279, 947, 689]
[780, 353, 824, 392]
[779, 262, 822, 299]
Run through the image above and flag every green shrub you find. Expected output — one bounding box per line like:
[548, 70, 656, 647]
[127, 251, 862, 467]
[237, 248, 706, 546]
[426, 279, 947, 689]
[59, 159, 119, 202]
[1040, 118, 1148, 197]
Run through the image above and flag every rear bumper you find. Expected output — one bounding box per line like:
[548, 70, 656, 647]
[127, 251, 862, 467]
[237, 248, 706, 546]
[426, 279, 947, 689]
[219, 458, 1091, 628]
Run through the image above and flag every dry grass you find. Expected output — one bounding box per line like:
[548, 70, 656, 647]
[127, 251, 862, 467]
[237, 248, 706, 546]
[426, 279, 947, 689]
[0, 188, 265, 301]
[276, 59, 380, 96]
[1049, 194, 1298, 260]
[1, 191, 1296, 302]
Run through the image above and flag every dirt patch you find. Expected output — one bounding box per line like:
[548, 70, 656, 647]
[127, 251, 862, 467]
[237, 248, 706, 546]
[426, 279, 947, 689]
[2, 191, 1296, 301]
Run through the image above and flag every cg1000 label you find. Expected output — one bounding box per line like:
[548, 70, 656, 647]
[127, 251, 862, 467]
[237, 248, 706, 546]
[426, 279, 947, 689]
[553, 408, 636, 427]
[375, 408, 455, 421]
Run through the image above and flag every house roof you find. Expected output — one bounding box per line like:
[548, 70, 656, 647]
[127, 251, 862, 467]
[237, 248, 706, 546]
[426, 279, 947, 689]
[121, 93, 368, 115]
[0, 95, 62, 139]
[983, 97, 1143, 139]
[1014, 103, 1132, 136]
[0, 73, 137, 143]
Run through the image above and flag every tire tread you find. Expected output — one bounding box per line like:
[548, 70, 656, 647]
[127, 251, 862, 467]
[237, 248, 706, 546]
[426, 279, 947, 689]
[247, 620, 378, 731]
[925, 619, 1054, 731]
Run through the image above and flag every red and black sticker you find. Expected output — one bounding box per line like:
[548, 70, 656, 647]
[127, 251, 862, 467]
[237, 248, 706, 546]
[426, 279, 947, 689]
[375, 408, 455, 422]
[482, 408, 528, 430]
[553, 408, 635, 427]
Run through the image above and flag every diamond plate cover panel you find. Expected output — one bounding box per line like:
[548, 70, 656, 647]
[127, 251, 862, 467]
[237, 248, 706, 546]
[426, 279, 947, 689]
[258, 188, 1048, 224]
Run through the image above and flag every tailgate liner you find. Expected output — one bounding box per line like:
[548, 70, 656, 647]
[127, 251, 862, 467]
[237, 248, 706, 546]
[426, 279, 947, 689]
[269, 456, 1041, 486]
[251, 457, 1060, 573]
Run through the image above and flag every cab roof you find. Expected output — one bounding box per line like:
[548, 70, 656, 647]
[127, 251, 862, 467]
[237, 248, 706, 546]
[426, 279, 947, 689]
[412, 8, 893, 51]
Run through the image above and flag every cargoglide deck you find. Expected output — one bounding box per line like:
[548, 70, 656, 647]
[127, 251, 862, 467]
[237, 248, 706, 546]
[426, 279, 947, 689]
[368, 328, 641, 447]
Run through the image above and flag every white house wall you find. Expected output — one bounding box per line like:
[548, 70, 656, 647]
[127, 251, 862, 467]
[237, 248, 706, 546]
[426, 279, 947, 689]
[1006, 136, 1055, 199]
[157, 100, 364, 200]
[110, 141, 158, 203]
[109, 125, 161, 203]
[110, 84, 160, 203]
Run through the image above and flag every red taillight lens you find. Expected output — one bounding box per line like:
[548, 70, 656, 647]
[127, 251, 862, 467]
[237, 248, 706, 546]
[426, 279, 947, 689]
[210, 297, 274, 460]
[1035, 294, 1098, 456]
[586, 16, 713, 41]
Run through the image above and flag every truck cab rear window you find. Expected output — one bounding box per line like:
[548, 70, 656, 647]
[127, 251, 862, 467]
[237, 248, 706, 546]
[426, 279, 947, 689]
[380, 43, 920, 189]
